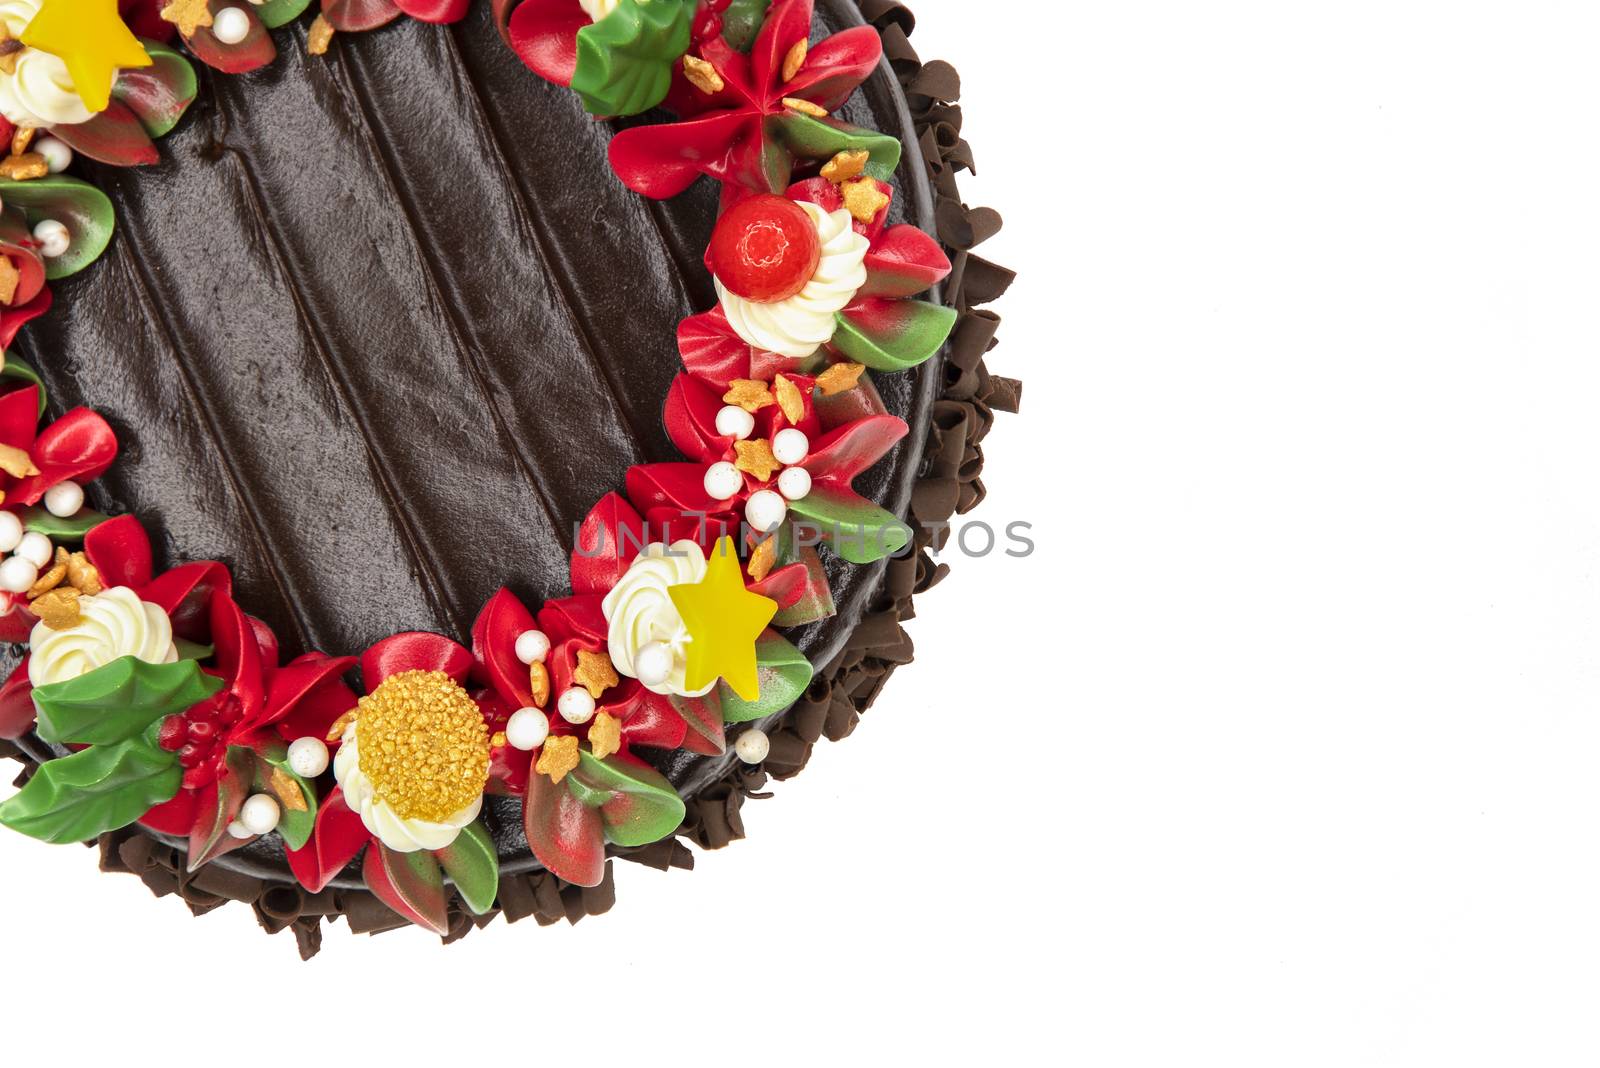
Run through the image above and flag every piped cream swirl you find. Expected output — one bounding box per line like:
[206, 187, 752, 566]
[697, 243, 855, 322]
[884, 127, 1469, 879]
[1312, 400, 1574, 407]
[716, 202, 870, 359]
[28, 587, 179, 688]
[600, 540, 715, 698]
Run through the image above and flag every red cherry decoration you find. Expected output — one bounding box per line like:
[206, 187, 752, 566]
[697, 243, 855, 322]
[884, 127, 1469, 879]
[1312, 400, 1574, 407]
[157, 715, 187, 752]
[709, 195, 821, 304]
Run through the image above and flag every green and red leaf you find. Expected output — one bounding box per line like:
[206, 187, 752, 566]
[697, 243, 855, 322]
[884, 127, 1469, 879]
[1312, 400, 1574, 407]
[183, 1, 276, 73]
[718, 630, 813, 723]
[253, 740, 318, 851]
[284, 786, 370, 893]
[565, 750, 685, 848]
[787, 483, 911, 564]
[113, 40, 197, 139]
[363, 843, 450, 936]
[832, 298, 958, 372]
[0, 175, 116, 280]
[523, 767, 605, 887]
[49, 102, 159, 168]
[433, 820, 499, 915]
[187, 746, 256, 872]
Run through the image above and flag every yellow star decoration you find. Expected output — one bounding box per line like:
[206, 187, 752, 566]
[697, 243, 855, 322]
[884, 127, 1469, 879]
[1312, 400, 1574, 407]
[21, 0, 151, 114]
[668, 536, 777, 701]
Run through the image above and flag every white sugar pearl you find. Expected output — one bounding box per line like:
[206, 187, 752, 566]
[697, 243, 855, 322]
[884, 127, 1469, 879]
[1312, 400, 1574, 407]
[238, 793, 280, 835]
[557, 687, 596, 725]
[212, 6, 251, 44]
[0, 511, 20, 554]
[745, 489, 788, 533]
[32, 219, 69, 259]
[514, 628, 550, 665]
[715, 405, 756, 440]
[286, 736, 329, 778]
[0, 555, 36, 594]
[506, 706, 550, 751]
[34, 137, 71, 174]
[734, 729, 770, 764]
[772, 428, 810, 465]
[634, 641, 673, 688]
[42, 480, 83, 518]
[227, 820, 253, 840]
[16, 531, 51, 568]
[777, 466, 812, 501]
[703, 460, 743, 502]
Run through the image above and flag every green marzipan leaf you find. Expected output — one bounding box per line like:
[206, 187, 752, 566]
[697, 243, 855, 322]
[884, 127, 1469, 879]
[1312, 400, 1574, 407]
[0, 725, 179, 844]
[256, 0, 314, 28]
[255, 742, 317, 851]
[434, 820, 499, 915]
[776, 112, 903, 179]
[0, 353, 46, 414]
[0, 177, 115, 281]
[33, 656, 223, 747]
[17, 505, 109, 541]
[831, 299, 958, 372]
[719, 0, 771, 51]
[719, 632, 814, 723]
[787, 487, 912, 564]
[571, 0, 694, 117]
[567, 751, 685, 848]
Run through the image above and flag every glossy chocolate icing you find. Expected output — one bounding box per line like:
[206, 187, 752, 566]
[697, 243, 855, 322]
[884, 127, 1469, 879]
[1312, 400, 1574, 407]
[9, 1, 937, 881]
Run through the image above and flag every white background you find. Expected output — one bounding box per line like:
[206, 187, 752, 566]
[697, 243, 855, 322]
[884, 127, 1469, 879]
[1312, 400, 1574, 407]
[4, 2, 1599, 1064]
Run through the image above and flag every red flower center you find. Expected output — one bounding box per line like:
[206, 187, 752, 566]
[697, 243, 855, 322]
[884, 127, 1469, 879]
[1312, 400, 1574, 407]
[709, 195, 821, 304]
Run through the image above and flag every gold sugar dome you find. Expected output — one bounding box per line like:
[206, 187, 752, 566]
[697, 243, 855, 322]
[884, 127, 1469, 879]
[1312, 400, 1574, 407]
[354, 670, 489, 822]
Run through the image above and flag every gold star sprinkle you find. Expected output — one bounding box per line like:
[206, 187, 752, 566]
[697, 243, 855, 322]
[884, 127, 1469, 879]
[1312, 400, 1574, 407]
[723, 379, 775, 413]
[682, 54, 724, 95]
[842, 177, 889, 224]
[588, 712, 622, 761]
[734, 439, 781, 481]
[66, 552, 102, 595]
[271, 767, 308, 812]
[535, 734, 580, 784]
[529, 660, 551, 708]
[782, 97, 827, 118]
[31, 587, 79, 630]
[0, 443, 37, 478]
[781, 39, 808, 83]
[323, 710, 355, 744]
[0, 154, 46, 181]
[747, 536, 777, 583]
[159, 0, 212, 38]
[774, 375, 806, 424]
[307, 15, 335, 55]
[816, 361, 866, 395]
[821, 149, 869, 184]
[572, 648, 619, 699]
[0, 257, 18, 306]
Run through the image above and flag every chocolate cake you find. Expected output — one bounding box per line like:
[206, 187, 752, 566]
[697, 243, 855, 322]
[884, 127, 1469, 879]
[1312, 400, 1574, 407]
[0, 0, 1015, 955]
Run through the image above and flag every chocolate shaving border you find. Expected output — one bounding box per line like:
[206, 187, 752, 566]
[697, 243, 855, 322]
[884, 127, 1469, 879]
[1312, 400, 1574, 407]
[0, 0, 1018, 958]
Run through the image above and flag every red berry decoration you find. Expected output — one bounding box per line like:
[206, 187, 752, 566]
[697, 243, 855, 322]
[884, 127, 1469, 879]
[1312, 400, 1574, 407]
[708, 194, 821, 304]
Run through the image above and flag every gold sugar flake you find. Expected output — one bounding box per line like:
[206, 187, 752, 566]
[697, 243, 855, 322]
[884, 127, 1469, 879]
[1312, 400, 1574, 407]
[682, 54, 724, 95]
[816, 361, 866, 395]
[354, 670, 489, 823]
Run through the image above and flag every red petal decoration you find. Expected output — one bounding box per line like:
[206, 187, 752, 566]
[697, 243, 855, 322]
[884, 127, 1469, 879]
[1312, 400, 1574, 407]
[392, 0, 469, 22]
[8, 408, 118, 506]
[470, 587, 538, 709]
[284, 787, 369, 894]
[537, 594, 609, 648]
[0, 657, 32, 740]
[0, 385, 38, 451]
[663, 373, 729, 462]
[780, 26, 883, 112]
[749, 0, 814, 95]
[84, 514, 154, 591]
[677, 308, 756, 390]
[322, 0, 403, 30]
[186, 748, 254, 872]
[140, 560, 231, 642]
[138, 790, 200, 835]
[121, 0, 177, 42]
[183, 3, 275, 73]
[626, 462, 723, 515]
[801, 412, 908, 484]
[506, 0, 589, 88]
[362, 843, 450, 935]
[246, 614, 279, 689]
[523, 769, 605, 888]
[0, 287, 50, 351]
[569, 492, 648, 596]
[270, 655, 359, 745]
[860, 224, 952, 298]
[360, 631, 474, 689]
[48, 102, 159, 167]
[608, 110, 760, 199]
[210, 595, 265, 734]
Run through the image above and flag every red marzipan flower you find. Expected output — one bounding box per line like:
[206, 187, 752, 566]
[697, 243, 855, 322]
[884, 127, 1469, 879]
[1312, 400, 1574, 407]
[0, 385, 118, 644]
[322, 0, 471, 34]
[606, 0, 882, 197]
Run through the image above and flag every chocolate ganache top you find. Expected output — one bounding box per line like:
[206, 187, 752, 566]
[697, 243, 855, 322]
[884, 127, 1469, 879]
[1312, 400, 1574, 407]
[7, 0, 938, 879]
